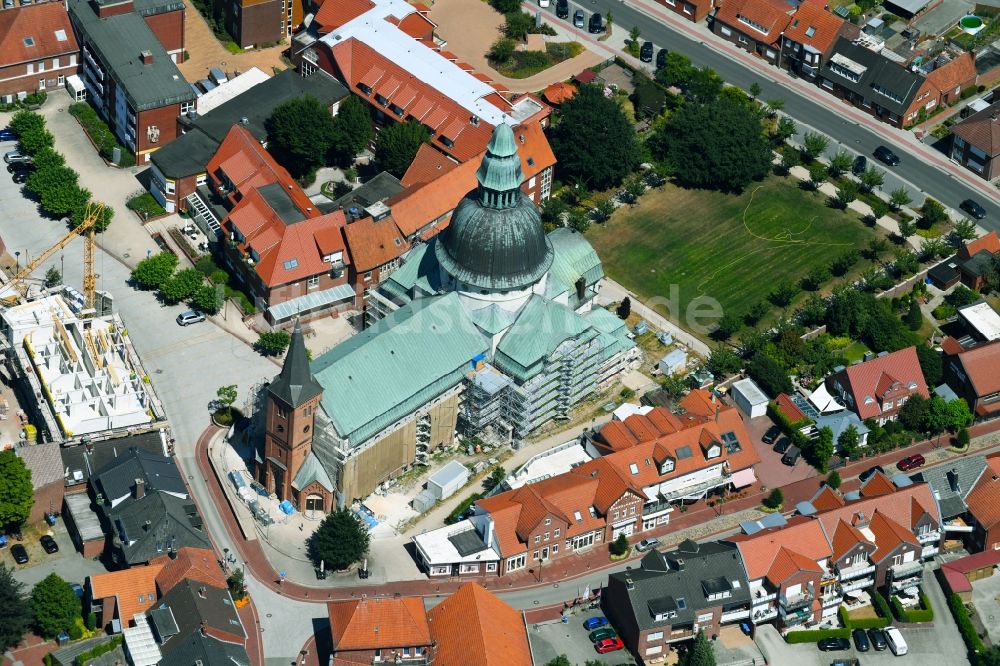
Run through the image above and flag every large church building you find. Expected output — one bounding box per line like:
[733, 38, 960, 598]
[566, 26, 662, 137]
[257, 124, 637, 510]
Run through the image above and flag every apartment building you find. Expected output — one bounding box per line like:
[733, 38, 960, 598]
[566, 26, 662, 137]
[0, 3, 80, 101]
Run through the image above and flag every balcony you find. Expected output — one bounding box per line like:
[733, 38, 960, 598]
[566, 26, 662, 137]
[751, 588, 777, 604]
[642, 498, 674, 517]
[373, 659, 428, 666]
[658, 474, 730, 502]
[752, 605, 778, 623]
[782, 607, 812, 626]
[837, 562, 876, 580]
[840, 577, 874, 593]
[720, 608, 751, 623]
[917, 530, 941, 544]
[921, 545, 940, 559]
[890, 560, 923, 580]
[779, 591, 813, 612]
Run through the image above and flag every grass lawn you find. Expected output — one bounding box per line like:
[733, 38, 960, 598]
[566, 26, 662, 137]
[843, 341, 870, 363]
[495, 42, 583, 79]
[586, 176, 879, 334]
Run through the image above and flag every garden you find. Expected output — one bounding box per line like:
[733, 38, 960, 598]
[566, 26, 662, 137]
[68, 103, 133, 167]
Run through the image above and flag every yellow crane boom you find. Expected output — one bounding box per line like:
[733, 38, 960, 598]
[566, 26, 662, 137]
[2, 202, 104, 307]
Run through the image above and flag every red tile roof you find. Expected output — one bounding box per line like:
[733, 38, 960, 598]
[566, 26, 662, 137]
[89, 564, 164, 628]
[387, 157, 479, 238]
[766, 545, 822, 585]
[859, 471, 897, 497]
[966, 453, 1000, 528]
[867, 510, 919, 561]
[342, 216, 409, 272]
[208, 126, 313, 209]
[782, 3, 845, 56]
[949, 341, 1000, 399]
[716, 0, 794, 45]
[952, 101, 1000, 158]
[0, 3, 79, 67]
[727, 520, 833, 581]
[829, 518, 869, 560]
[810, 486, 846, 511]
[774, 392, 808, 423]
[839, 347, 928, 420]
[958, 231, 1000, 261]
[427, 584, 531, 666]
[401, 144, 460, 188]
[154, 547, 226, 595]
[926, 53, 977, 96]
[329, 597, 432, 652]
[314, 0, 374, 34]
[543, 82, 577, 105]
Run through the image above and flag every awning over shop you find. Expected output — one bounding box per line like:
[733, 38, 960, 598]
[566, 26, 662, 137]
[731, 467, 756, 488]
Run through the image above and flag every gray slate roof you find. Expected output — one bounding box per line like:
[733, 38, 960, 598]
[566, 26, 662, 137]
[68, 0, 195, 111]
[61, 431, 165, 485]
[911, 455, 987, 519]
[821, 38, 924, 116]
[322, 171, 405, 214]
[155, 579, 246, 652]
[16, 442, 64, 488]
[605, 539, 750, 631]
[93, 447, 186, 502]
[269, 321, 324, 409]
[104, 492, 210, 564]
[157, 631, 249, 666]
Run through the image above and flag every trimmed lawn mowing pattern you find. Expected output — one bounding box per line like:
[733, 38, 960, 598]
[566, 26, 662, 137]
[587, 176, 877, 328]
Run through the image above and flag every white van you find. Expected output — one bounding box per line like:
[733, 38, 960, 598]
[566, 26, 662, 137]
[884, 626, 908, 656]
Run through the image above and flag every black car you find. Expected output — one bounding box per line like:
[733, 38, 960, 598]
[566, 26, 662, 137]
[874, 145, 900, 166]
[762, 425, 781, 445]
[656, 48, 668, 69]
[867, 627, 887, 651]
[961, 198, 987, 220]
[588, 12, 603, 33]
[555, 0, 568, 18]
[852, 154, 867, 175]
[781, 445, 801, 466]
[859, 465, 885, 482]
[852, 627, 870, 652]
[6, 161, 32, 174]
[817, 637, 850, 651]
[10, 544, 28, 564]
[11, 171, 27, 184]
[773, 437, 791, 454]
[40, 535, 58, 554]
[639, 41, 653, 62]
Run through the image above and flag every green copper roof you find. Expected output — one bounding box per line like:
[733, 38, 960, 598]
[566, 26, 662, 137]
[291, 452, 334, 492]
[469, 304, 517, 336]
[584, 307, 628, 335]
[476, 124, 523, 204]
[311, 293, 488, 444]
[382, 242, 443, 300]
[548, 228, 605, 290]
[494, 295, 592, 373]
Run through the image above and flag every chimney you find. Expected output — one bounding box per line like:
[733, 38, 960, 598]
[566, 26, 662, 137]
[200, 621, 207, 636]
[715, 404, 721, 422]
[134, 478, 145, 499]
[625, 575, 634, 590]
[140, 50, 153, 65]
[947, 468, 960, 493]
[198, 586, 207, 598]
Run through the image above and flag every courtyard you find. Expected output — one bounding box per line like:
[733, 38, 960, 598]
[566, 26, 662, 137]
[585, 176, 882, 337]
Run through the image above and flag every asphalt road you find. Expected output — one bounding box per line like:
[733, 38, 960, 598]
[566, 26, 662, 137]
[541, 0, 1000, 223]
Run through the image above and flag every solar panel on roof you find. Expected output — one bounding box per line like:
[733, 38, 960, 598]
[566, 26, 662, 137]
[676, 446, 693, 460]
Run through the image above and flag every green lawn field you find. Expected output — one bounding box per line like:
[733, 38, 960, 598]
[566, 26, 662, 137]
[586, 176, 878, 333]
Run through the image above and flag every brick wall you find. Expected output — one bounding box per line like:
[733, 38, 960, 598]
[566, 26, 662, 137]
[0, 56, 79, 98]
[136, 103, 184, 163]
[231, 0, 283, 48]
[144, 9, 186, 61]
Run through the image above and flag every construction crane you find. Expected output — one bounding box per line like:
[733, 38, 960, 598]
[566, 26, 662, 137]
[2, 202, 105, 309]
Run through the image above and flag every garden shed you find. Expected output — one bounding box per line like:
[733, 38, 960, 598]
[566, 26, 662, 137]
[658, 349, 688, 376]
[731, 377, 768, 419]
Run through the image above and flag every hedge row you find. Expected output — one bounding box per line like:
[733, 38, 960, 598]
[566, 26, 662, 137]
[445, 492, 483, 525]
[948, 592, 985, 657]
[74, 636, 122, 666]
[872, 588, 893, 620]
[785, 628, 850, 644]
[891, 592, 933, 623]
[767, 400, 812, 435]
[837, 605, 889, 630]
[68, 102, 134, 167]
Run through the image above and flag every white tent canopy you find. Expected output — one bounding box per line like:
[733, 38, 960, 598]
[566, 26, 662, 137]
[809, 383, 846, 414]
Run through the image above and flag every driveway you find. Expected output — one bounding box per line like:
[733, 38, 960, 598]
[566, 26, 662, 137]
[912, 0, 975, 37]
[744, 414, 818, 491]
[970, 564, 1000, 645]
[529, 617, 638, 666]
[7, 525, 107, 590]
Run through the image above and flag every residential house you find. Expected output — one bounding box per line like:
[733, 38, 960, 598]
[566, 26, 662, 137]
[944, 339, 1000, 417]
[342, 213, 410, 312]
[148, 69, 348, 214]
[911, 456, 987, 548]
[962, 452, 1000, 551]
[654, 0, 714, 23]
[950, 100, 1000, 180]
[88, 564, 164, 633]
[825, 347, 929, 425]
[61, 430, 167, 491]
[15, 442, 64, 524]
[0, 3, 80, 100]
[957, 231, 1000, 292]
[328, 596, 434, 665]
[147, 578, 249, 666]
[207, 125, 356, 323]
[603, 540, 752, 662]
[940, 549, 1000, 602]
[712, 0, 794, 65]
[426, 583, 532, 666]
[68, 0, 195, 163]
[924, 53, 977, 110]
[778, 2, 854, 79]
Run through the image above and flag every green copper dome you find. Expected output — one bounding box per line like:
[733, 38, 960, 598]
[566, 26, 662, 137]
[436, 124, 553, 291]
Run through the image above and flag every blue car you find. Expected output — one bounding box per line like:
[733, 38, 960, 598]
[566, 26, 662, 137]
[0, 129, 16, 142]
[583, 616, 608, 631]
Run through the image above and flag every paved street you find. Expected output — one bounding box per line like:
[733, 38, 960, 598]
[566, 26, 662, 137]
[529, 0, 1000, 222]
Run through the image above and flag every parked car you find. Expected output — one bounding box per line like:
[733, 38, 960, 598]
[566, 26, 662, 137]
[583, 616, 609, 630]
[897, 453, 926, 471]
[773, 436, 790, 454]
[4, 150, 30, 164]
[640, 41, 654, 62]
[961, 198, 987, 219]
[635, 537, 660, 552]
[176, 310, 206, 326]
[10, 544, 28, 564]
[867, 627, 887, 651]
[817, 637, 850, 651]
[40, 535, 58, 554]
[762, 425, 781, 444]
[573, 9, 584, 27]
[555, 0, 568, 17]
[884, 626, 907, 656]
[830, 660, 860, 666]
[7, 161, 32, 174]
[0, 128, 17, 142]
[859, 465, 885, 482]
[70, 583, 84, 598]
[874, 145, 900, 166]
[11, 171, 28, 184]
[594, 637, 624, 654]
[852, 628, 870, 652]
[588, 12, 603, 33]
[782, 445, 801, 466]
[589, 627, 617, 642]
[656, 48, 668, 69]
[739, 622, 752, 636]
[852, 155, 867, 175]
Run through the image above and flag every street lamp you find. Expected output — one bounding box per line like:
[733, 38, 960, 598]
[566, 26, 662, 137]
[14, 251, 20, 273]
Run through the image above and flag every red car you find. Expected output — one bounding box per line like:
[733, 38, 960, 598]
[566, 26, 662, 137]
[897, 454, 926, 471]
[594, 637, 624, 654]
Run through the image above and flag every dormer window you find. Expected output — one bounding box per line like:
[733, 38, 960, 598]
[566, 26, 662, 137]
[660, 458, 675, 474]
[864, 396, 874, 405]
[357, 83, 372, 95]
[907, 382, 918, 390]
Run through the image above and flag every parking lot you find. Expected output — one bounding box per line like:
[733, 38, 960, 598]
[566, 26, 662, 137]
[3, 523, 107, 590]
[529, 616, 639, 666]
[744, 414, 819, 490]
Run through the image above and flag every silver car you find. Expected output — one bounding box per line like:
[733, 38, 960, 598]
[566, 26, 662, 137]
[176, 310, 206, 326]
[635, 537, 660, 552]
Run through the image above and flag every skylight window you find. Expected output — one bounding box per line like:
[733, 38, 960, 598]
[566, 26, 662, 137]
[23, 37, 34, 47]
[629, 463, 639, 475]
[805, 26, 817, 37]
[54, 29, 67, 41]
[574, 510, 582, 522]
[283, 258, 299, 270]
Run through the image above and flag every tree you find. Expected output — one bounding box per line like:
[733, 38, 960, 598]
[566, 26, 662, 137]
[713, 312, 742, 340]
[946, 398, 973, 431]
[745, 301, 770, 326]
[763, 488, 784, 509]
[748, 353, 793, 396]
[686, 68, 724, 103]
[265, 96, 339, 179]
[812, 426, 835, 472]
[26, 165, 89, 216]
[868, 237, 889, 259]
[490, 0, 519, 11]
[567, 209, 590, 233]
[549, 86, 640, 189]
[215, 384, 238, 421]
[306, 508, 370, 570]
[764, 98, 785, 115]
[488, 37, 515, 65]
[834, 181, 859, 209]
[44, 267, 62, 288]
[706, 346, 742, 377]
[10, 111, 53, 155]
[131, 252, 178, 290]
[807, 162, 827, 189]
[838, 425, 861, 459]
[830, 250, 858, 277]
[956, 427, 970, 449]
[681, 630, 716, 666]
[191, 284, 221, 314]
[802, 132, 829, 161]
[952, 218, 978, 245]
[605, 10, 613, 30]
[826, 470, 842, 490]
[158, 267, 203, 304]
[543, 657, 573, 666]
[629, 25, 641, 42]
[768, 281, 797, 308]
[918, 198, 948, 229]
[31, 574, 79, 639]
[859, 166, 885, 193]
[540, 196, 567, 228]
[31, 148, 65, 172]
[484, 466, 506, 490]
[801, 265, 830, 291]
[70, 201, 113, 232]
[827, 150, 853, 178]
[227, 568, 247, 601]
[655, 51, 695, 88]
[592, 196, 616, 222]
[920, 236, 949, 262]
[916, 344, 942, 387]
[868, 198, 889, 225]
[905, 299, 923, 331]
[616, 297, 631, 320]
[610, 532, 630, 556]
[329, 95, 372, 164]
[373, 120, 431, 178]
[749, 82, 762, 99]
[0, 450, 33, 527]
[0, 565, 30, 649]
[898, 393, 929, 432]
[894, 249, 919, 277]
[889, 187, 912, 210]
[504, 11, 533, 40]
[771, 116, 796, 145]
[649, 95, 771, 192]
[255, 330, 291, 356]
[632, 75, 667, 119]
